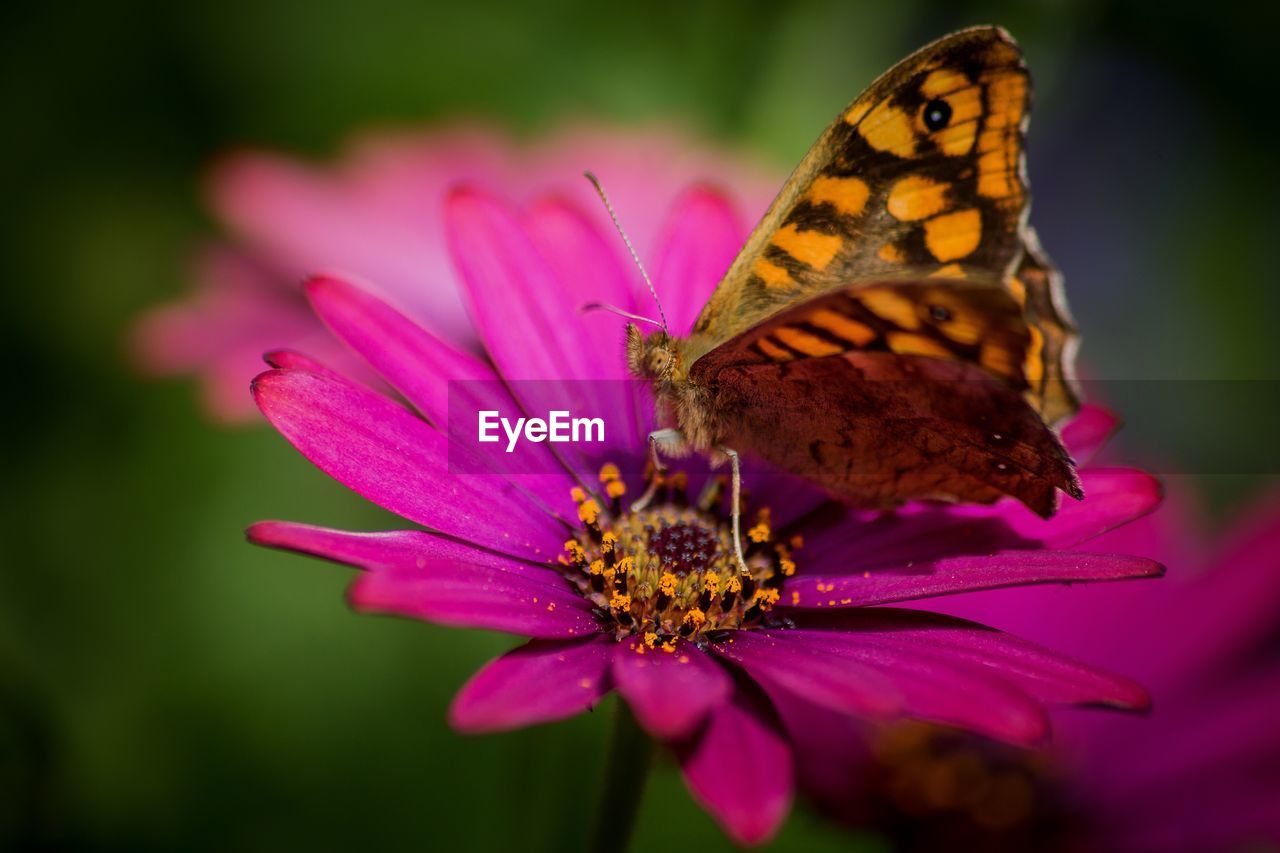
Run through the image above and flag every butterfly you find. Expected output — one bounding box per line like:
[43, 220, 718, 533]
[615, 25, 1082, 557]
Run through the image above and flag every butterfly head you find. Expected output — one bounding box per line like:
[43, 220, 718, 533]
[626, 323, 679, 384]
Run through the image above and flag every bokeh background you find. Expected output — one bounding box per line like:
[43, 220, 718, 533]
[3, 0, 1277, 849]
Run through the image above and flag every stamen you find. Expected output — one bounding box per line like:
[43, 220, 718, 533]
[554, 461, 801, 642]
[755, 588, 781, 609]
[578, 499, 600, 525]
[747, 508, 772, 543]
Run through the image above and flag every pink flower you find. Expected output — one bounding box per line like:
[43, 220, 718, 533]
[130, 122, 779, 421]
[246, 179, 1166, 845]
[793, 438, 1280, 850]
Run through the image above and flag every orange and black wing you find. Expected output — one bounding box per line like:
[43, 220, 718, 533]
[684, 25, 1077, 423]
[690, 275, 1034, 389]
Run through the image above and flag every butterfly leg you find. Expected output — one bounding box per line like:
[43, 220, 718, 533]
[717, 445, 749, 577]
[631, 428, 684, 512]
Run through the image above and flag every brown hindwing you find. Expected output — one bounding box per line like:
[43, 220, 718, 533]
[709, 353, 1081, 517]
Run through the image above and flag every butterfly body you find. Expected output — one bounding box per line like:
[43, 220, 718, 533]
[627, 26, 1082, 519]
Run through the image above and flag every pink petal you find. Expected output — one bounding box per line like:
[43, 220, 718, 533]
[524, 195, 646, 446]
[348, 560, 599, 638]
[710, 631, 902, 718]
[210, 149, 478, 349]
[1059, 403, 1120, 464]
[448, 637, 613, 732]
[799, 504, 1035, 572]
[305, 274, 492, 426]
[246, 521, 555, 579]
[787, 550, 1163, 608]
[446, 188, 626, 384]
[524, 194, 642, 370]
[252, 368, 565, 559]
[130, 247, 337, 421]
[446, 188, 642, 476]
[1144, 495, 1280, 687]
[1106, 670, 1280, 796]
[760, 685, 871, 814]
[749, 465, 834, 530]
[920, 485, 1200, 677]
[303, 275, 578, 514]
[784, 610, 1149, 710]
[652, 185, 746, 335]
[262, 348, 349, 381]
[611, 637, 732, 740]
[802, 468, 1162, 573]
[675, 688, 794, 846]
[1105, 794, 1280, 853]
[1010, 467, 1164, 548]
[1067, 669, 1280, 852]
[765, 614, 1052, 746]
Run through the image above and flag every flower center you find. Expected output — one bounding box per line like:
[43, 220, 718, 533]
[557, 464, 800, 649]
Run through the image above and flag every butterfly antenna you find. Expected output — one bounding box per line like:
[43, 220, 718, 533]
[584, 171, 669, 334]
[580, 302, 665, 328]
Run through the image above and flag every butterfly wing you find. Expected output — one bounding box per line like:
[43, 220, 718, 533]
[690, 275, 1034, 389]
[705, 352, 1081, 518]
[686, 275, 1080, 515]
[685, 25, 1077, 422]
[1011, 227, 1079, 422]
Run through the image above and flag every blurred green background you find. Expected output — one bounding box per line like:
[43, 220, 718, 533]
[2, 0, 1276, 849]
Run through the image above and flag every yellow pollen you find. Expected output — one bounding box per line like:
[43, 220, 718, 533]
[554, 477, 798, 642]
[605, 479, 627, 499]
[598, 463, 621, 482]
[790, 535, 804, 549]
[756, 589, 781, 609]
[570, 487, 586, 503]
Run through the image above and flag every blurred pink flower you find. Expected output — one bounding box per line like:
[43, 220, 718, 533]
[131, 122, 780, 420]
[795, 444, 1280, 850]
[246, 179, 1165, 845]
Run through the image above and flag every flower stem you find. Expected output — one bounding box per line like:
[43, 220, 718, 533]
[590, 701, 653, 853]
